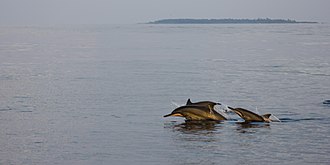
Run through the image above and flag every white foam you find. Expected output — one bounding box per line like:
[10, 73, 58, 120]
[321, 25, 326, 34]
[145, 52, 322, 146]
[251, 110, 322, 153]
[171, 101, 182, 108]
[270, 115, 281, 122]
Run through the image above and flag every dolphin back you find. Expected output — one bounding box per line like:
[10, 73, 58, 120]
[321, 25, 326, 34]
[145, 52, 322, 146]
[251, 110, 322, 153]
[231, 108, 265, 122]
[185, 99, 219, 108]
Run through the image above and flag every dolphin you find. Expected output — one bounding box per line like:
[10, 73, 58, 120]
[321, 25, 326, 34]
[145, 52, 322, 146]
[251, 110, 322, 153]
[323, 100, 330, 105]
[228, 107, 272, 122]
[164, 105, 227, 121]
[186, 99, 221, 109]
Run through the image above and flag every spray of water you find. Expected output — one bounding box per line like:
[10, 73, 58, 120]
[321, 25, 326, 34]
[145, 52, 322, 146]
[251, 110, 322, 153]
[171, 101, 182, 108]
[270, 115, 281, 122]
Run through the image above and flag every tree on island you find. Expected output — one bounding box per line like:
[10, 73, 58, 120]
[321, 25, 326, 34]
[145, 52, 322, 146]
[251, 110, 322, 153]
[148, 18, 317, 24]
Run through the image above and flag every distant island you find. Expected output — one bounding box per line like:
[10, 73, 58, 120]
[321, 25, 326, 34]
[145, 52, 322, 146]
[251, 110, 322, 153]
[148, 18, 317, 24]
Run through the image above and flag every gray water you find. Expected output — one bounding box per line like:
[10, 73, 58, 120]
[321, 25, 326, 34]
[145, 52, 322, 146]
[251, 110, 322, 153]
[0, 24, 330, 165]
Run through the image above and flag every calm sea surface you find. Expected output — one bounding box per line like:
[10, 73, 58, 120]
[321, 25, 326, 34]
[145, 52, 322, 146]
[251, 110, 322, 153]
[0, 24, 330, 165]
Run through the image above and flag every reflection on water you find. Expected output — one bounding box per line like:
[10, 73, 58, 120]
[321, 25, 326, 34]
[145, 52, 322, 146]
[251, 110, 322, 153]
[164, 120, 274, 165]
[169, 120, 221, 134]
[164, 121, 223, 145]
[164, 121, 224, 165]
[235, 122, 271, 134]
[165, 121, 271, 135]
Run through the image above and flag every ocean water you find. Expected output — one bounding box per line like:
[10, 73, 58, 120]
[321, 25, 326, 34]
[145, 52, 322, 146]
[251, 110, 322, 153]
[0, 24, 330, 165]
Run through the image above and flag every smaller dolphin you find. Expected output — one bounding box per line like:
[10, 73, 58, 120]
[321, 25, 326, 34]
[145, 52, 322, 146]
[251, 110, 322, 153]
[186, 99, 221, 109]
[228, 107, 272, 122]
[323, 100, 330, 105]
[164, 105, 227, 121]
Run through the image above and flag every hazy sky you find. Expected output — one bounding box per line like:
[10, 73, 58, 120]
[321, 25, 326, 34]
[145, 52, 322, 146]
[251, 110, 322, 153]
[1, 0, 329, 25]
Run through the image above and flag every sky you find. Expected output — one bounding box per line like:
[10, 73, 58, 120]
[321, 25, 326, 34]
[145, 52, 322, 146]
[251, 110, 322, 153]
[0, 0, 329, 25]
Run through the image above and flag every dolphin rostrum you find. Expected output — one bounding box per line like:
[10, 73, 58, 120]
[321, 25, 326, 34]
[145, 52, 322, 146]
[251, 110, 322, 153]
[186, 99, 221, 109]
[228, 107, 272, 122]
[164, 105, 227, 121]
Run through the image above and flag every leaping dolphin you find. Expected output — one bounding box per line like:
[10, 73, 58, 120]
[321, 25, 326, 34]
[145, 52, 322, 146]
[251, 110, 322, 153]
[228, 107, 272, 122]
[185, 99, 221, 109]
[164, 105, 227, 121]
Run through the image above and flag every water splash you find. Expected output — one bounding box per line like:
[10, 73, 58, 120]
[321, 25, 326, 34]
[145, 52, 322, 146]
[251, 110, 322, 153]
[270, 114, 281, 122]
[171, 101, 182, 108]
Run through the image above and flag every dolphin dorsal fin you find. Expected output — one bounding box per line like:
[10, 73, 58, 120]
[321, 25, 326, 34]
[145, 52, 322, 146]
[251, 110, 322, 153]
[186, 98, 193, 105]
[262, 114, 271, 119]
